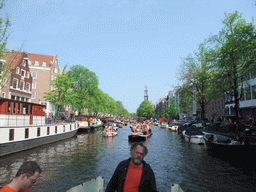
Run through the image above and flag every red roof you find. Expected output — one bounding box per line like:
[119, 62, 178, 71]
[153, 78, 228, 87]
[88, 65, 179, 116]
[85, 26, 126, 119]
[3, 51, 27, 69]
[27, 53, 55, 67]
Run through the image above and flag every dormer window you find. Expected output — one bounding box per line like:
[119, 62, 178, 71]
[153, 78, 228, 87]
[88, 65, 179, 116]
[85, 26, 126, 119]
[23, 59, 26, 66]
[34, 61, 39, 66]
[42, 62, 46, 67]
[28, 60, 32, 65]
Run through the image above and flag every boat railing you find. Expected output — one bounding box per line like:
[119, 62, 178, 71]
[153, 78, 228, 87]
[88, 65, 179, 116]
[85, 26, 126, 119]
[0, 114, 45, 127]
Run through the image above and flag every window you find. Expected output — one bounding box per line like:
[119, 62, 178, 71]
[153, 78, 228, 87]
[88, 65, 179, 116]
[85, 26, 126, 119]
[9, 129, 14, 141]
[2, 92, 5, 98]
[0, 62, 3, 68]
[34, 61, 39, 66]
[42, 62, 46, 67]
[32, 71, 37, 79]
[31, 92, 36, 99]
[55, 126, 57, 133]
[25, 128, 29, 138]
[28, 60, 31, 65]
[20, 81, 24, 90]
[37, 127, 40, 136]
[47, 127, 50, 135]
[13, 79, 18, 89]
[16, 67, 20, 74]
[21, 69, 26, 77]
[27, 71, 30, 78]
[26, 83, 30, 92]
[23, 59, 26, 66]
[252, 85, 256, 100]
[54, 67, 58, 73]
[32, 82, 36, 89]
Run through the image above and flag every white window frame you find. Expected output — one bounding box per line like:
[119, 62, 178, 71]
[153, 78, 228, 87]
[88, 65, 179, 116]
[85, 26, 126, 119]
[2, 92, 5, 98]
[23, 59, 26, 66]
[31, 92, 36, 99]
[27, 71, 30, 78]
[32, 82, 36, 89]
[16, 67, 20, 74]
[21, 69, 26, 77]
[32, 71, 37, 79]
[34, 61, 39, 66]
[13, 78, 18, 89]
[26, 82, 30, 92]
[42, 62, 47, 67]
[28, 60, 32, 65]
[20, 80, 25, 91]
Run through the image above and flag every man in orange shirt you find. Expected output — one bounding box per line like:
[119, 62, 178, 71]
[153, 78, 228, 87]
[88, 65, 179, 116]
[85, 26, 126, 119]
[106, 142, 157, 192]
[0, 161, 42, 192]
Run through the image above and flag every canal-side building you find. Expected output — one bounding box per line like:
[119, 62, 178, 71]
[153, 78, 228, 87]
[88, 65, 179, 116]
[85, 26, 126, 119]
[0, 51, 32, 101]
[27, 53, 61, 116]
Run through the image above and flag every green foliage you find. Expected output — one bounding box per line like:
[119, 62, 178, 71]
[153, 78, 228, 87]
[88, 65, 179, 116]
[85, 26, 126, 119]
[179, 85, 192, 114]
[207, 11, 256, 122]
[137, 100, 154, 117]
[0, 1, 11, 88]
[68, 65, 99, 113]
[43, 65, 74, 116]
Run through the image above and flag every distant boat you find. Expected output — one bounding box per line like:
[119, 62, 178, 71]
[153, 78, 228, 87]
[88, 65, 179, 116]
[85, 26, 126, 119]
[128, 132, 152, 142]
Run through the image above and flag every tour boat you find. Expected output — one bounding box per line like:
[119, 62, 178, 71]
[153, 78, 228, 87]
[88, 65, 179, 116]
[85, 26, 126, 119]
[182, 127, 205, 145]
[0, 98, 78, 157]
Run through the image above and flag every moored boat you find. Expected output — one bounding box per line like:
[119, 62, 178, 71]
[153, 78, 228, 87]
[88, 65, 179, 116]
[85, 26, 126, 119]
[0, 98, 78, 157]
[182, 127, 205, 144]
[160, 121, 169, 129]
[169, 125, 179, 131]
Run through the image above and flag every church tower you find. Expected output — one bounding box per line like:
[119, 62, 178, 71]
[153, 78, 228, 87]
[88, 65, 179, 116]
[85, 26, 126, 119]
[144, 84, 148, 101]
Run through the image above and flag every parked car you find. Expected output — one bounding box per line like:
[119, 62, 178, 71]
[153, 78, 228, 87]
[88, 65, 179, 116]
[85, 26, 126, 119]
[191, 119, 211, 129]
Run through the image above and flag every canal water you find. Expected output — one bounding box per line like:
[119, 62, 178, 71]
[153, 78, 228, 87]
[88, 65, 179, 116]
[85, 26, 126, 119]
[1, 124, 256, 192]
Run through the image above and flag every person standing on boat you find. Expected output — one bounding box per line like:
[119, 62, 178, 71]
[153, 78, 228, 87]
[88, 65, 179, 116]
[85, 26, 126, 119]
[0, 161, 42, 192]
[105, 142, 157, 192]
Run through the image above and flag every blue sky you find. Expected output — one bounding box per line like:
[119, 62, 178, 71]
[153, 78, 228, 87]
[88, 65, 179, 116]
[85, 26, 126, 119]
[2, 0, 255, 113]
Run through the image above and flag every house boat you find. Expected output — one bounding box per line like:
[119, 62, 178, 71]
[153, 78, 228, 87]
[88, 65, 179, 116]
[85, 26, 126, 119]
[0, 98, 78, 157]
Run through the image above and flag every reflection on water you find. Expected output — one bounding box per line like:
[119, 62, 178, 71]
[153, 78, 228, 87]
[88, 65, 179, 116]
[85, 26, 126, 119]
[0, 125, 256, 191]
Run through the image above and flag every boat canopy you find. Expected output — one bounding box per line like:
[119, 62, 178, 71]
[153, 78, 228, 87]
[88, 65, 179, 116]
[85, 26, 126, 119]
[185, 127, 204, 136]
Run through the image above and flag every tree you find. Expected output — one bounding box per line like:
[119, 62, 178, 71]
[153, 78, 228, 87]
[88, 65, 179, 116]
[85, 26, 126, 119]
[44, 65, 74, 117]
[179, 84, 192, 114]
[0, 1, 11, 88]
[207, 11, 256, 123]
[137, 100, 154, 117]
[178, 41, 223, 119]
[69, 65, 99, 114]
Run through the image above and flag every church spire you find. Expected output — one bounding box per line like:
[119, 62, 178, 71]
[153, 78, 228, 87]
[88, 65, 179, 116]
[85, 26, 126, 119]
[144, 84, 148, 101]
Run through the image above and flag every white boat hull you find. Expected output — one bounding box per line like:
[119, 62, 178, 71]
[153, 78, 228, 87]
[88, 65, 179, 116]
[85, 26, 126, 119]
[182, 130, 205, 144]
[169, 125, 179, 131]
[0, 122, 78, 157]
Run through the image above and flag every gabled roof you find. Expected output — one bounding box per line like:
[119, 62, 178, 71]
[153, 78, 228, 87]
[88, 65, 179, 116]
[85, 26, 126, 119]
[3, 51, 27, 69]
[27, 53, 55, 67]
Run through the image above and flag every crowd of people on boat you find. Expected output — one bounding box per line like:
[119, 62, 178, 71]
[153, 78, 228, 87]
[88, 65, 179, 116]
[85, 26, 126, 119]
[130, 120, 153, 135]
[102, 123, 118, 136]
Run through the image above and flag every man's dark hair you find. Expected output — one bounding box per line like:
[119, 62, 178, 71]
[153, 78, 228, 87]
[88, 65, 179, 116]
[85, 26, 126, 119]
[130, 142, 148, 156]
[15, 161, 42, 177]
